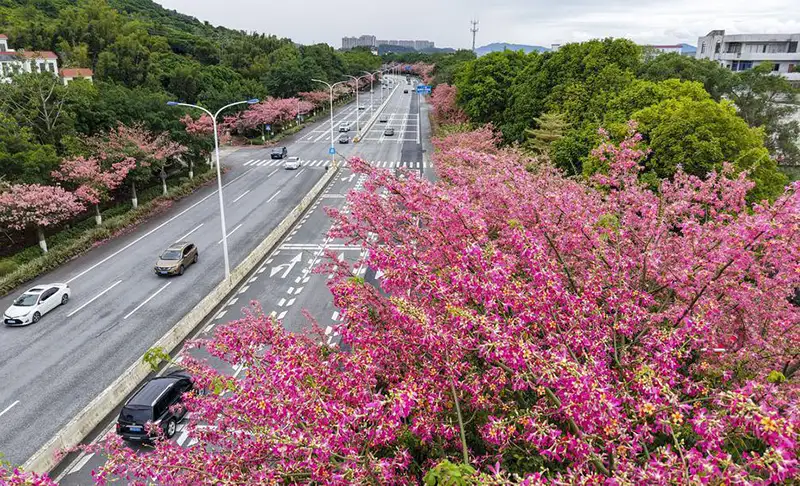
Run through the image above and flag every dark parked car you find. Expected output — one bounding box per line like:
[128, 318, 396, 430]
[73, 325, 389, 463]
[339, 134, 350, 144]
[116, 370, 194, 442]
[271, 146, 288, 159]
[154, 242, 198, 276]
[384, 128, 395, 136]
[403, 89, 409, 94]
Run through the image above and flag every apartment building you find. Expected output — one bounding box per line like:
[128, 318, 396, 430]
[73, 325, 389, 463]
[341, 35, 377, 50]
[345, 35, 435, 51]
[645, 44, 697, 56]
[696, 30, 799, 84]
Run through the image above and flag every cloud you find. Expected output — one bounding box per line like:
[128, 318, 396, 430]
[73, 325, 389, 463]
[155, 0, 799, 49]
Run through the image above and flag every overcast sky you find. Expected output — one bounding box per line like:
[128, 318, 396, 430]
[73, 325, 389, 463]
[156, 0, 800, 49]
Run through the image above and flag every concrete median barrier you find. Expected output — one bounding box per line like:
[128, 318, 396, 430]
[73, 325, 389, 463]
[354, 82, 400, 143]
[22, 166, 340, 475]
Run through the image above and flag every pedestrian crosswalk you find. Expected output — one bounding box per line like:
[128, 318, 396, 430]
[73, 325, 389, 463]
[242, 159, 428, 169]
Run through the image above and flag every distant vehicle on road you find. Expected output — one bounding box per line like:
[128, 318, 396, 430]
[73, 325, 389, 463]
[379, 116, 388, 123]
[403, 89, 409, 94]
[338, 134, 350, 144]
[384, 128, 395, 136]
[3, 284, 70, 326]
[338, 123, 351, 133]
[283, 156, 301, 169]
[116, 370, 194, 442]
[358, 105, 367, 110]
[154, 242, 198, 277]
[271, 146, 288, 159]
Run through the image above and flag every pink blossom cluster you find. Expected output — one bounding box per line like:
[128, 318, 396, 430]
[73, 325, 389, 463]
[66, 122, 798, 486]
[298, 91, 332, 107]
[0, 183, 84, 231]
[236, 97, 313, 131]
[429, 84, 469, 125]
[51, 156, 136, 205]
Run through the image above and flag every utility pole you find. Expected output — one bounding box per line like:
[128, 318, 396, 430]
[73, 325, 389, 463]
[470, 19, 479, 52]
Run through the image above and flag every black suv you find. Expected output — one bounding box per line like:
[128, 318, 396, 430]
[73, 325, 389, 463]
[116, 371, 193, 442]
[271, 146, 288, 159]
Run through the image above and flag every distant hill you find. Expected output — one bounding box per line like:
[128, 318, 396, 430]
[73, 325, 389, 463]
[476, 43, 549, 56]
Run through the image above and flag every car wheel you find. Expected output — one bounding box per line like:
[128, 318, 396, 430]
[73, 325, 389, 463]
[178, 265, 185, 276]
[165, 418, 177, 438]
[32, 312, 41, 323]
[61, 294, 69, 305]
[193, 253, 198, 264]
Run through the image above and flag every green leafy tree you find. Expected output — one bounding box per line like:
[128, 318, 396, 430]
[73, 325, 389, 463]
[0, 72, 76, 147]
[631, 97, 788, 201]
[638, 52, 734, 101]
[0, 113, 60, 185]
[524, 112, 569, 156]
[729, 63, 800, 165]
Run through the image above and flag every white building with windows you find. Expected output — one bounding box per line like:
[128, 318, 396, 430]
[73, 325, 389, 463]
[0, 34, 60, 83]
[696, 30, 800, 85]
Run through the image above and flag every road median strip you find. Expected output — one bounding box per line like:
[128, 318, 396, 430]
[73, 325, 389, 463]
[354, 81, 400, 143]
[22, 165, 340, 475]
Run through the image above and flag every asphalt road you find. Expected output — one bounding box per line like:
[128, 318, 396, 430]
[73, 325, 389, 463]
[0, 89, 393, 467]
[54, 75, 433, 484]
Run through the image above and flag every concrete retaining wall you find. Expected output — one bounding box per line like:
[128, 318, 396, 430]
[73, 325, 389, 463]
[23, 166, 339, 474]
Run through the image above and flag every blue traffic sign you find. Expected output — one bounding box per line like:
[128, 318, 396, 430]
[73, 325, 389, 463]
[329, 147, 336, 155]
[265, 124, 272, 131]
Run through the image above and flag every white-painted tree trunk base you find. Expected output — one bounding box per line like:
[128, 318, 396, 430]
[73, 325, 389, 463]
[132, 197, 138, 209]
[37, 227, 48, 253]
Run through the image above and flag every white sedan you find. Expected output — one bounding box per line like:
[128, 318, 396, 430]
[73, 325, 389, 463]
[3, 283, 71, 326]
[283, 157, 301, 170]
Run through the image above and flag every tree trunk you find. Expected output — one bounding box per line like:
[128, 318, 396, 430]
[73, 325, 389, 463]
[95, 204, 102, 226]
[162, 178, 168, 196]
[189, 160, 194, 180]
[37, 226, 48, 253]
[131, 181, 138, 209]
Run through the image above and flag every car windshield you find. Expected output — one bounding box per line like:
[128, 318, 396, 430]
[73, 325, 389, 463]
[161, 250, 182, 260]
[13, 293, 39, 306]
[272, 148, 283, 153]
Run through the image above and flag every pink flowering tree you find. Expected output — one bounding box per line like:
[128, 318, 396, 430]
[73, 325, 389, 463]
[430, 84, 468, 125]
[52, 156, 136, 225]
[0, 184, 84, 253]
[95, 124, 187, 205]
[87, 124, 798, 485]
[0, 464, 57, 486]
[298, 91, 330, 110]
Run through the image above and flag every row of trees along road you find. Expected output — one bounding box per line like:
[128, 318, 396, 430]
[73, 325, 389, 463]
[0, 0, 381, 257]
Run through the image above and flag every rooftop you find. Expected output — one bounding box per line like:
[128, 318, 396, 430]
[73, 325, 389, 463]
[0, 34, 7, 39]
[60, 68, 93, 77]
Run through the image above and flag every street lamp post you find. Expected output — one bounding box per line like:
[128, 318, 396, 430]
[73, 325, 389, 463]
[312, 79, 348, 168]
[166, 98, 259, 281]
[346, 74, 370, 135]
[363, 70, 381, 113]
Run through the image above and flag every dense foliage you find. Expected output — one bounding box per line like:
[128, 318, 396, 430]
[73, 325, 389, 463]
[424, 39, 797, 200]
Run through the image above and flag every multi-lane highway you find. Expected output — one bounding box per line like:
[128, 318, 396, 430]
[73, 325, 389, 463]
[0, 81, 405, 469]
[46, 75, 433, 484]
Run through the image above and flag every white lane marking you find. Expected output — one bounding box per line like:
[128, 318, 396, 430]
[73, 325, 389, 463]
[67, 280, 123, 317]
[287, 287, 295, 294]
[268, 169, 279, 177]
[66, 169, 254, 284]
[227, 297, 238, 307]
[325, 325, 333, 335]
[203, 323, 215, 333]
[267, 190, 281, 203]
[239, 285, 250, 294]
[286, 298, 296, 307]
[217, 223, 243, 244]
[294, 168, 305, 178]
[244, 159, 255, 166]
[123, 282, 172, 320]
[0, 400, 20, 418]
[176, 430, 190, 446]
[332, 311, 340, 321]
[233, 363, 246, 378]
[248, 277, 258, 283]
[177, 223, 204, 242]
[295, 287, 304, 294]
[258, 160, 268, 166]
[278, 311, 287, 320]
[67, 452, 95, 475]
[258, 267, 266, 274]
[215, 310, 227, 320]
[417, 112, 421, 144]
[278, 298, 286, 307]
[233, 190, 250, 203]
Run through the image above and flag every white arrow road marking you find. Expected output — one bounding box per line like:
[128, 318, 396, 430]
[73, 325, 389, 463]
[270, 253, 303, 278]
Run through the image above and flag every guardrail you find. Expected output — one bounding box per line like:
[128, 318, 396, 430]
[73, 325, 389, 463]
[23, 166, 340, 474]
[353, 82, 401, 143]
